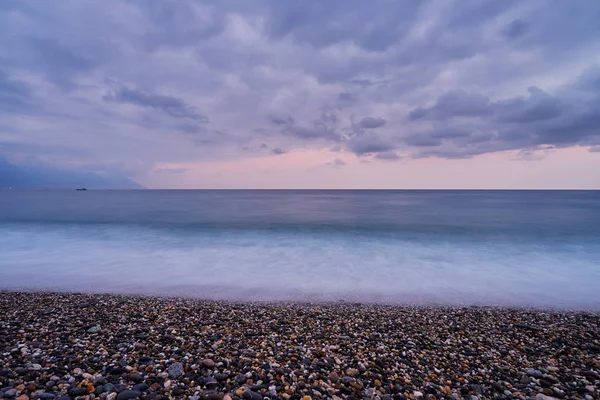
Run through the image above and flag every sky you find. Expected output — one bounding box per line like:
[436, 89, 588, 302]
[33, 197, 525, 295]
[1, 0, 600, 189]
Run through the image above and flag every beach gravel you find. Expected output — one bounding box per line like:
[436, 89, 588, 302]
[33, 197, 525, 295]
[1, 292, 599, 400]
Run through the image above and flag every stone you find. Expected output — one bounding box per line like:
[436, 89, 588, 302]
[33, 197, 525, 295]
[87, 326, 101, 334]
[40, 394, 56, 400]
[117, 390, 141, 400]
[527, 370, 543, 378]
[202, 359, 216, 368]
[129, 373, 143, 383]
[328, 372, 339, 383]
[68, 388, 89, 397]
[535, 395, 558, 400]
[104, 384, 116, 393]
[167, 362, 184, 378]
[241, 391, 262, 400]
[132, 384, 148, 392]
[346, 368, 359, 377]
[106, 393, 117, 400]
[215, 373, 229, 382]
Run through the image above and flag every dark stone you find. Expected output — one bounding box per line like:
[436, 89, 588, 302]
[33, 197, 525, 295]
[133, 383, 149, 392]
[104, 383, 116, 393]
[40, 394, 56, 400]
[115, 384, 128, 392]
[339, 386, 352, 395]
[424, 385, 437, 394]
[109, 367, 127, 375]
[130, 373, 143, 383]
[242, 391, 263, 400]
[214, 373, 229, 382]
[250, 384, 268, 391]
[117, 390, 142, 400]
[14, 367, 27, 376]
[200, 377, 218, 388]
[68, 388, 89, 397]
[202, 359, 216, 369]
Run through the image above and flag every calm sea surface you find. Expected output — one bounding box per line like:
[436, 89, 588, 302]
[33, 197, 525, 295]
[1, 190, 599, 308]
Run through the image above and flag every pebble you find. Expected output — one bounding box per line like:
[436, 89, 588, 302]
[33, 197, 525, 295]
[116, 390, 141, 400]
[167, 362, 184, 378]
[0, 292, 599, 400]
[241, 391, 262, 400]
[328, 372, 340, 383]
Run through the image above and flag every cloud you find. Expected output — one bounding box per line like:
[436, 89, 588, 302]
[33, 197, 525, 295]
[408, 90, 492, 121]
[1, 0, 600, 186]
[153, 167, 189, 174]
[104, 85, 208, 121]
[0, 69, 35, 113]
[513, 147, 554, 161]
[346, 133, 395, 156]
[269, 116, 294, 126]
[374, 151, 401, 161]
[403, 68, 600, 159]
[358, 117, 386, 129]
[325, 158, 346, 167]
[502, 19, 529, 39]
[337, 92, 357, 103]
[589, 145, 600, 153]
[271, 147, 288, 155]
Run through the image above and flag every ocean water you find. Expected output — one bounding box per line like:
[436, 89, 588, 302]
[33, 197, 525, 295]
[1, 190, 599, 309]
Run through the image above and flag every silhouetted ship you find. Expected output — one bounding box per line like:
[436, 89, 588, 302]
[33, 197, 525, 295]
[76, 188, 87, 191]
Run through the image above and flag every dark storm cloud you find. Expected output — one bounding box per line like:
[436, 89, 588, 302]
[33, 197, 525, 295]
[346, 133, 395, 156]
[374, 151, 401, 161]
[403, 68, 600, 158]
[264, 0, 423, 52]
[358, 117, 386, 129]
[408, 91, 492, 121]
[502, 19, 528, 39]
[1, 0, 600, 184]
[0, 69, 35, 113]
[337, 92, 357, 103]
[104, 86, 208, 122]
[271, 147, 288, 155]
[269, 116, 294, 126]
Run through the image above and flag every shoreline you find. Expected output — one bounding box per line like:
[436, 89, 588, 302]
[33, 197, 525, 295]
[2, 288, 599, 313]
[1, 291, 599, 400]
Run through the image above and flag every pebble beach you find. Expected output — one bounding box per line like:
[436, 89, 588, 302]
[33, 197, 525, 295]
[1, 292, 599, 400]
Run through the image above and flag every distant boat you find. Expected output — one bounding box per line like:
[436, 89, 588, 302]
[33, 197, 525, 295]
[76, 188, 87, 191]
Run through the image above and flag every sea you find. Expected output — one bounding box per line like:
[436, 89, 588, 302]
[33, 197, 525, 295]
[1, 190, 599, 309]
